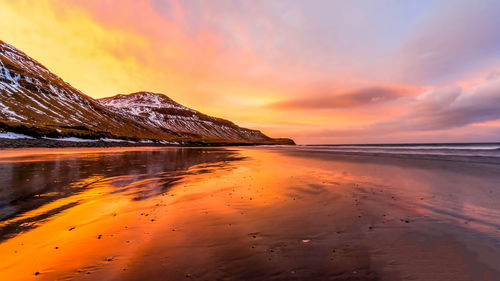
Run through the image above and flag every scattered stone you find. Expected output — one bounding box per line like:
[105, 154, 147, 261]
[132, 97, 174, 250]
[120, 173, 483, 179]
[55, 246, 59, 249]
[97, 235, 102, 239]
[34, 272, 40, 276]
[68, 227, 75, 231]
[185, 274, 191, 278]
[302, 239, 311, 243]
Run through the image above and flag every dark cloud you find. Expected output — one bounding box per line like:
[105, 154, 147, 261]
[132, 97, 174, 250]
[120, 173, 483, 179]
[270, 87, 407, 110]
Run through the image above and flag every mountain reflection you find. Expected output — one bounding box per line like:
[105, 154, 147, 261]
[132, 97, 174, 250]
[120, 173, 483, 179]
[0, 148, 243, 241]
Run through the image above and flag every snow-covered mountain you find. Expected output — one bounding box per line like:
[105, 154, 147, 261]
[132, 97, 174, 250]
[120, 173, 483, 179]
[0, 41, 294, 144]
[0, 40, 169, 140]
[99, 92, 280, 143]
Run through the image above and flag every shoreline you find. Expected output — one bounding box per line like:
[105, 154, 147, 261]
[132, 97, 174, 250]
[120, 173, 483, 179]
[0, 138, 288, 149]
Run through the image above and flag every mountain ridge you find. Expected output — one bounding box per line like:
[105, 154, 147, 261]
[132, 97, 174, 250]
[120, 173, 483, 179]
[99, 92, 276, 143]
[0, 40, 294, 145]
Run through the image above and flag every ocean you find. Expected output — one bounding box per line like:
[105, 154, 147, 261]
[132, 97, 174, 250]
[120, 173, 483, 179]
[283, 143, 500, 163]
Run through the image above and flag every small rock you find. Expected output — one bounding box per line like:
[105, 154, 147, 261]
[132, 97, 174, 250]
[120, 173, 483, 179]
[68, 227, 75, 231]
[97, 235, 102, 239]
[34, 272, 40, 276]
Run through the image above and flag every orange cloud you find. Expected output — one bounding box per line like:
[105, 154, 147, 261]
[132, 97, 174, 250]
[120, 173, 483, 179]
[269, 85, 418, 110]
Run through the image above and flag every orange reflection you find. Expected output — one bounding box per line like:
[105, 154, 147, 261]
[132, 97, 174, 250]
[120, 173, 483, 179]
[0, 147, 499, 280]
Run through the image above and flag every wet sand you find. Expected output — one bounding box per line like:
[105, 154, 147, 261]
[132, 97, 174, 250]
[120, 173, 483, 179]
[0, 147, 499, 280]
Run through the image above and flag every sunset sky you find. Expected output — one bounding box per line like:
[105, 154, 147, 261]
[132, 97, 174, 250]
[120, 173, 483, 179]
[2, 0, 500, 144]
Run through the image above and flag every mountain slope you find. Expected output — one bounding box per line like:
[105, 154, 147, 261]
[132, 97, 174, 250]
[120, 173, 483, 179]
[0, 40, 294, 145]
[99, 92, 287, 143]
[0, 41, 173, 140]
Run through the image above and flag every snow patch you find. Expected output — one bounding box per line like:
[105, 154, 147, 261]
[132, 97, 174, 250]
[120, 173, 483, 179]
[43, 137, 99, 142]
[100, 138, 136, 143]
[0, 132, 34, 139]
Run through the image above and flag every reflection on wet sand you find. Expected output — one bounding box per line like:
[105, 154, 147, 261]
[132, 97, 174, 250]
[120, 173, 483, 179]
[0, 148, 243, 241]
[0, 147, 499, 280]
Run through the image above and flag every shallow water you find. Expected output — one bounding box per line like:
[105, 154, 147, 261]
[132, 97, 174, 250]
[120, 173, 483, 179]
[0, 147, 499, 280]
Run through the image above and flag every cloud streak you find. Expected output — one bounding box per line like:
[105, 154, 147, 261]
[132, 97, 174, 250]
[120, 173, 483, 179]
[270, 86, 410, 109]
